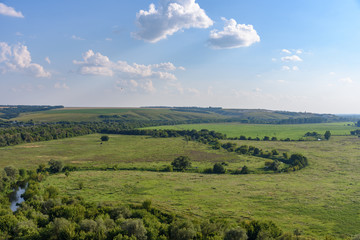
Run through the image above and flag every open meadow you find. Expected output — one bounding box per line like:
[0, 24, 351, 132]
[145, 122, 357, 139]
[1, 129, 360, 238]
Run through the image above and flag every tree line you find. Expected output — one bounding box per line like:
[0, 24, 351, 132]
[0, 105, 64, 119]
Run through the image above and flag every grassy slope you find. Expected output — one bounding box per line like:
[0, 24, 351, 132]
[13, 108, 227, 122]
[39, 136, 360, 238]
[145, 122, 357, 139]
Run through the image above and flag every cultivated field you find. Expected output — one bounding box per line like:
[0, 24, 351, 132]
[145, 122, 356, 139]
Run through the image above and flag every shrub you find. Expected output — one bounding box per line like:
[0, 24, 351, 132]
[48, 160, 63, 173]
[171, 156, 191, 171]
[212, 163, 226, 174]
[100, 135, 109, 141]
[224, 227, 247, 240]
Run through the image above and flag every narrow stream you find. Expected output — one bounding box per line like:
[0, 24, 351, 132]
[9, 182, 27, 212]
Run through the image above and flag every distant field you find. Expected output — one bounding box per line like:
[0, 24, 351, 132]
[41, 136, 360, 238]
[13, 107, 226, 122]
[144, 122, 357, 139]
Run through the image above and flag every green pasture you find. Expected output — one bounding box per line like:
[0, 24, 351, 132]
[0, 134, 243, 171]
[13, 107, 226, 122]
[144, 122, 357, 139]
[40, 136, 360, 238]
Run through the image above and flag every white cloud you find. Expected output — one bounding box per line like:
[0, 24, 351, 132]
[45, 57, 51, 64]
[282, 66, 290, 71]
[132, 0, 213, 43]
[187, 87, 200, 95]
[54, 82, 69, 89]
[15, 32, 23, 36]
[0, 3, 24, 18]
[277, 80, 286, 83]
[0, 42, 51, 77]
[339, 77, 353, 84]
[281, 55, 302, 62]
[296, 49, 303, 54]
[253, 88, 262, 92]
[329, 72, 336, 76]
[208, 18, 260, 49]
[116, 79, 155, 93]
[281, 49, 291, 54]
[71, 35, 84, 40]
[74, 50, 184, 92]
[105, 38, 112, 41]
[271, 58, 277, 62]
[292, 66, 299, 71]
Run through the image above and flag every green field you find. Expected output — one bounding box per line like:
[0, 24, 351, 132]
[13, 107, 226, 122]
[145, 122, 357, 139]
[1, 132, 360, 238]
[0, 134, 244, 171]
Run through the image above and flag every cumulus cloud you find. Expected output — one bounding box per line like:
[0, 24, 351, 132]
[132, 0, 213, 43]
[281, 55, 302, 62]
[208, 18, 260, 49]
[75, 50, 185, 92]
[74, 50, 184, 81]
[0, 42, 51, 77]
[0, 3, 24, 18]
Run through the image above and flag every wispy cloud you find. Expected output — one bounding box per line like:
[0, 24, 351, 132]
[339, 77, 353, 84]
[281, 49, 291, 54]
[54, 82, 69, 89]
[132, 0, 213, 43]
[0, 3, 24, 18]
[45, 57, 51, 64]
[71, 35, 85, 41]
[208, 17, 260, 49]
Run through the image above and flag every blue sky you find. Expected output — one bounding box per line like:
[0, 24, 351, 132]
[1, 0, 360, 113]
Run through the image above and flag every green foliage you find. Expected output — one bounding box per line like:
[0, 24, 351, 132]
[101, 135, 110, 141]
[4, 166, 18, 180]
[48, 159, 63, 173]
[324, 130, 331, 140]
[169, 220, 196, 240]
[121, 219, 147, 240]
[212, 163, 226, 174]
[224, 227, 248, 240]
[171, 156, 191, 171]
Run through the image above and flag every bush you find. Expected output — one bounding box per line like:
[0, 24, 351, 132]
[121, 219, 147, 240]
[212, 163, 226, 174]
[171, 156, 191, 171]
[48, 160, 63, 173]
[100, 135, 109, 141]
[224, 227, 247, 240]
[169, 220, 196, 240]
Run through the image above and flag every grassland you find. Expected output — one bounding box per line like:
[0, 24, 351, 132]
[13, 107, 227, 122]
[0, 134, 243, 171]
[145, 122, 357, 139]
[37, 136, 360, 238]
[1, 131, 360, 238]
